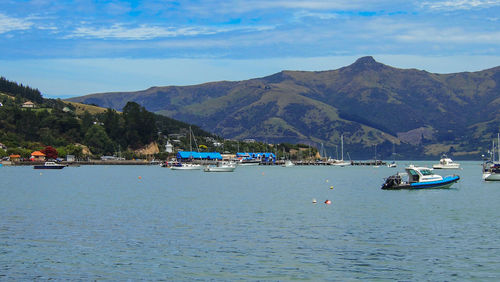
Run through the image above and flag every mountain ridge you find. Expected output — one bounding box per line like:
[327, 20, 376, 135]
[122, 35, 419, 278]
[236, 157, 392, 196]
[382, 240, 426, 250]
[67, 56, 500, 159]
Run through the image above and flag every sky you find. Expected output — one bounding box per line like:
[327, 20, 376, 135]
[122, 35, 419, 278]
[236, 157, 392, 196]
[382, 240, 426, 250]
[0, 0, 499, 98]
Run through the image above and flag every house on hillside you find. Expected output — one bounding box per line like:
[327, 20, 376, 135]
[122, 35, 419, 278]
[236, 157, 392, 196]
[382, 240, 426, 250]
[9, 154, 21, 162]
[31, 151, 46, 161]
[22, 101, 36, 108]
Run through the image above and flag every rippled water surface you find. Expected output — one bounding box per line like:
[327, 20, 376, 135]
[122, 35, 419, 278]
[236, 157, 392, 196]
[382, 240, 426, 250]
[1, 161, 500, 280]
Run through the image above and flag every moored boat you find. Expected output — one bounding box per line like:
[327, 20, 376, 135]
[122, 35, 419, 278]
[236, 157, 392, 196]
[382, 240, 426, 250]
[204, 162, 236, 172]
[170, 163, 202, 170]
[432, 154, 460, 169]
[483, 162, 500, 181]
[34, 161, 65, 169]
[381, 165, 459, 190]
[482, 133, 500, 181]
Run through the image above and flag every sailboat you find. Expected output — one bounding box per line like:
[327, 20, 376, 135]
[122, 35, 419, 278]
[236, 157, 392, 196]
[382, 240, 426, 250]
[171, 126, 202, 170]
[387, 143, 397, 167]
[332, 134, 351, 166]
[483, 133, 500, 181]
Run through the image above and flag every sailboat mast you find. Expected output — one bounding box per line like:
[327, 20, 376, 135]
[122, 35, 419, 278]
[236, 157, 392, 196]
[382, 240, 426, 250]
[341, 134, 344, 161]
[497, 133, 499, 162]
[189, 126, 192, 151]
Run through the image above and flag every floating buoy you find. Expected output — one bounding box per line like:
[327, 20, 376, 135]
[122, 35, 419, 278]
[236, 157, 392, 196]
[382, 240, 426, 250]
[324, 199, 331, 204]
[326, 179, 329, 183]
[330, 186, 334, 189]
[39, 172, 42, 176]
[138, 176, 142, 180]
[312, 198, 317, 204]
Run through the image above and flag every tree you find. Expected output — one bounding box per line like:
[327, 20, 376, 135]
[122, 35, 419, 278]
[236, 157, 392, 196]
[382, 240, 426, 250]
[41, 146, 58, 160]
[84, 125, 115, 156]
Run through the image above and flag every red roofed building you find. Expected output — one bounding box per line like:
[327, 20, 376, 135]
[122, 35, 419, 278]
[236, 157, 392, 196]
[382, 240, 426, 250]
[31, 151, 46, 161]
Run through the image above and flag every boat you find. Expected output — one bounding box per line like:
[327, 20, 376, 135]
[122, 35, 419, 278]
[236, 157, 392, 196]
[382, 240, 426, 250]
[331, 134, 351, 166]
[387, 143, 397, 167]
[482, 133, 500, 181]
[203, 162, 237, 172]
[282, 160, 294, 167]
[432, 154, 460, 169]
[33, 161, 65, 169]
[483, 162, 500, 181]
[170, 163, 202, 170]
[238, 158, 261, 166]
[381, 164, 460, 190]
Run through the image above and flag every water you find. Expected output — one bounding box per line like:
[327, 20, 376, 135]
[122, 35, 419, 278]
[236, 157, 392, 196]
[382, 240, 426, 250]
[1, 161, 500, 280]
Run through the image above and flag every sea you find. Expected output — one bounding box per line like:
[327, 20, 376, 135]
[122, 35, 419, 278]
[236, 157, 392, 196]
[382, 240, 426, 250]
[1, 161, 499, 280]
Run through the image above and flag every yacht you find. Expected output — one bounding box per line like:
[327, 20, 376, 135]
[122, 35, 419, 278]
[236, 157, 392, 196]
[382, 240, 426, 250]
[432, 155, 460, 169]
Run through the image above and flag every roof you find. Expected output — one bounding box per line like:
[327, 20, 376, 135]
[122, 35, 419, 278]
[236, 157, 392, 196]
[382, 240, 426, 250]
[236, 152, 276, 158]
[9, 154, 20, 158]
[177, 151, 222, 160]
[31, 151, 46, 156]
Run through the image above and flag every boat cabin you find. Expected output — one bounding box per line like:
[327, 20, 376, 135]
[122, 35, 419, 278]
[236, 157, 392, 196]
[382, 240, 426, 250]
[405, 165, 442, 183]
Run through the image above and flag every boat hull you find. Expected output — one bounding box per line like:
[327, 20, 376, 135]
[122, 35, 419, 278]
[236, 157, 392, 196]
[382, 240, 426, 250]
[170, 164, 201, 170]
[483, 173, 500, 181]
[203, 166, 236, 172]
[432, 164, 460, 169]
[34, 165, 64, 169]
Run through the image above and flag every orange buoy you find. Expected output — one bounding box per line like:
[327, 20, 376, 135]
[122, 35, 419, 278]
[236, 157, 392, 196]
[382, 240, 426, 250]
[138, 176, 142, 179]
[324, 199, 331, 204]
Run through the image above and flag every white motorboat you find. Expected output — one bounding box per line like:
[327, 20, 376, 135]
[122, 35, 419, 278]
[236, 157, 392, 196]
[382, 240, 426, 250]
[170, 163, 202, 170]
[204, 162, 236, 172]
[432, 155, 460, 169]
[34, 161, 65, 169]
[382, 165, 460, 190]
[282, 160, 294, 167]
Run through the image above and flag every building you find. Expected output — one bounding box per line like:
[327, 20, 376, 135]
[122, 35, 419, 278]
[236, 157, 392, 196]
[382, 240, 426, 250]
[21, 101, 35, 108]
[9, 154, 21, 162]
[176, 151, 222, 161]
[165, 141, 173, 153]
[31, 151, 46, 161]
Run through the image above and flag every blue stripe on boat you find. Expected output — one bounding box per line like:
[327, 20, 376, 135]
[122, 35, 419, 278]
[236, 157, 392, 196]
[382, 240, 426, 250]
[410, 175, 460, 188]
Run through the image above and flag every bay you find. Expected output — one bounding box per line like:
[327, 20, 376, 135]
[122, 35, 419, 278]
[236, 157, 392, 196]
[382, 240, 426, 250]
[1, 161, 499, 280]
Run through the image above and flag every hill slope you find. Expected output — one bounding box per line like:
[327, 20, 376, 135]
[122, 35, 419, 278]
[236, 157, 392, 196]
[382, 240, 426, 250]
[68, 57, 500, 159]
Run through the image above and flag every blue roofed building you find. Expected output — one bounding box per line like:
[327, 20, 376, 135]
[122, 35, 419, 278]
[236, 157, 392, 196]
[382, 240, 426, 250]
[177, 151, 222, 161]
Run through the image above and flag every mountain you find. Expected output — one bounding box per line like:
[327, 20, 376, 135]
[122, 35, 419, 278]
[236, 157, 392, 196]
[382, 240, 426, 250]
[67, 57, 500, 159]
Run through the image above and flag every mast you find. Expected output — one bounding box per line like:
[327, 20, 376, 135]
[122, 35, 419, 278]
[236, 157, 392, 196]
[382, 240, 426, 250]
[498, 133, 499, 162]
[341, 134, 344, 161]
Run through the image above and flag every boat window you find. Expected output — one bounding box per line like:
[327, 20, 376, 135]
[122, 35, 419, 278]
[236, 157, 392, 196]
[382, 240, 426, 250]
[420, 169, 433, 175]
[408, 170, 418, 176]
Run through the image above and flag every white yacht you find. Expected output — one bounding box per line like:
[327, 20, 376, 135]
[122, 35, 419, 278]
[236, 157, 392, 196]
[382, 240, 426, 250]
[432, 155, 460, 169]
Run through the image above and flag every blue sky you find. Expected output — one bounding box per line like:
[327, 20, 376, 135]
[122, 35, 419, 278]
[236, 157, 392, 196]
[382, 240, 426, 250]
[0, 0, 499, 98]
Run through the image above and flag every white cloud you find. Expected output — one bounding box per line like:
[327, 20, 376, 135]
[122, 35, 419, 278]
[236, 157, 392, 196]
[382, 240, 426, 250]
[421, 0, 500, 10]
[0, 13, 33, 34]
[396, 27, 500, 44]
[68, 23, 274, 40]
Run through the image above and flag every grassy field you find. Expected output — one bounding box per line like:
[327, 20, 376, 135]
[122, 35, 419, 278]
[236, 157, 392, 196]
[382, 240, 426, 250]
[64, 101, 111, 115]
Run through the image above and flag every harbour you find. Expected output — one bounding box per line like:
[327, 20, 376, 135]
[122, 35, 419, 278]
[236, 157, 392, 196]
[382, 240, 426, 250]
[1, 161, 499, 280]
